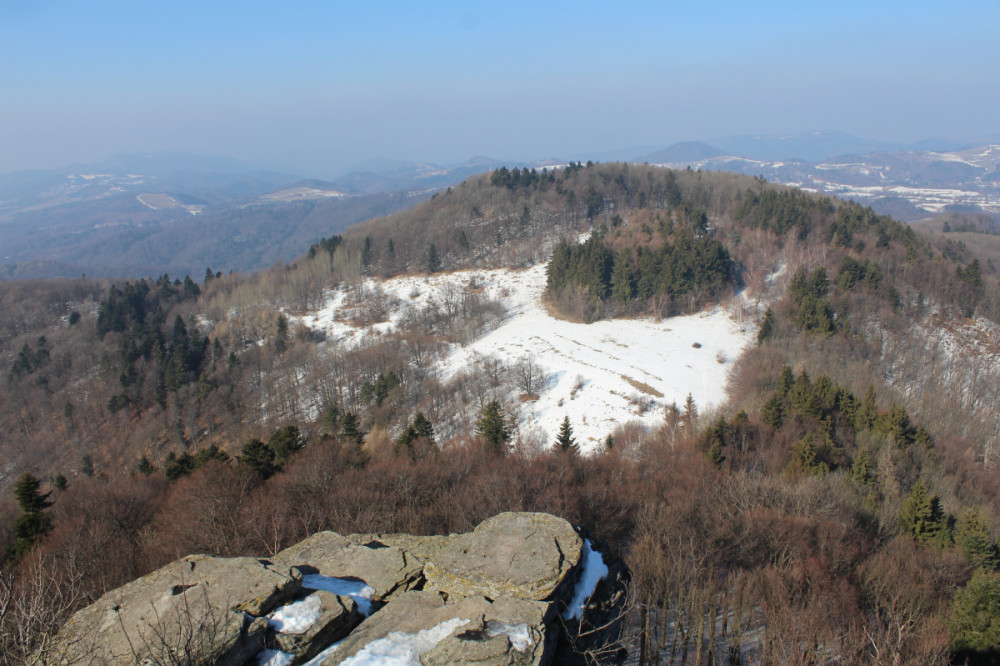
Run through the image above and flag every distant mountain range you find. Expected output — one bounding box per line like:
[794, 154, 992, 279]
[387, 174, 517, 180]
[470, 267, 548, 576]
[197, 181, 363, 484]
[629, 132, 1000, 221]
[0, 153, 507, 280]
[1, 132, 998, 280]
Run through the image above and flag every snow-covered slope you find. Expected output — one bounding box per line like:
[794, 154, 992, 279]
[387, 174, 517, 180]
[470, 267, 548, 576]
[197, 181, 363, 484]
[300, 263, 756, 454]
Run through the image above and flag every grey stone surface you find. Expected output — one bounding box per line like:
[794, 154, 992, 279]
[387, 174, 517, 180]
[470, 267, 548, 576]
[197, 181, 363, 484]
[314, 590, 551, 666]
[271, 590, 359, 660]
[50, 513, 623, 666]
[272, 531, 422, 601]
[52, 555, 298, 665]
[424, 512, 583, 602]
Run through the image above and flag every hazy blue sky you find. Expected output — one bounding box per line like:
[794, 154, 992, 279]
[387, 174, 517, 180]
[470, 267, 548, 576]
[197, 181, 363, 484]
[1, 1, 997, 176]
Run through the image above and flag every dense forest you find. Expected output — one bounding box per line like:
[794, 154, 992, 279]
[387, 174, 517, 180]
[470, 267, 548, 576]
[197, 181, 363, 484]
[2, 163, 1000, 664]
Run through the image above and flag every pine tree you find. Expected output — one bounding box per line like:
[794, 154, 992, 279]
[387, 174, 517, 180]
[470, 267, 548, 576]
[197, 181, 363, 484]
[339, 413, 365, 448]
[477, 400, 509, 452]
[900, 480, 949, 545]
[398, 412, 435, 450]
[275, 314, 289, 354]
[238, 439, 277, 478]
[137, 455, 156, 476]
[425, 243, 441, 273]
[6, 473, 53, 561]
[851, 448, 875, 487]
[956, 508, 1000, 569]
[762, 393, 785, 429]
[777, 366, 794, 395]
[268, 425, 304, 462]
[856, 386, 879, 431]
[948, 568, 1000, 661]
[757, 307, 775, 345]
[555, 416, 579, 455]
[683, 393, 698, 431]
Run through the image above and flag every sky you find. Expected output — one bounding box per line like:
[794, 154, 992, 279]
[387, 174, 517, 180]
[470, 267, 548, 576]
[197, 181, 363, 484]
[1, 0, 998, 176]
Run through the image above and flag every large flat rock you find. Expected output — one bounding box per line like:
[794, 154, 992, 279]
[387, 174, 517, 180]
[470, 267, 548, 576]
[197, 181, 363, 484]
[52, 555, 299, 665]
[271, 531, 422, 601]
[424, 512, 583, 602]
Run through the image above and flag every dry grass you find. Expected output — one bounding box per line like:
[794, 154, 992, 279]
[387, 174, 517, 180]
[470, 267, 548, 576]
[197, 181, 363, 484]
[621, 375, 664, 398]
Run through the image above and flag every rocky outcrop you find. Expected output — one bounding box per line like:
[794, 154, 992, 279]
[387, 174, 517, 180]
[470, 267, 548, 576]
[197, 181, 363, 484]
[424, 512, 583, 602]
[52, 555, 301, 665]
[50, 512, 628, 666]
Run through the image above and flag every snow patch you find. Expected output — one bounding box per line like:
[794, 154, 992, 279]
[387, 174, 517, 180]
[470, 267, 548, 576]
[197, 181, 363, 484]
[269, 593, 322, 634]
[301, 574, 376, 617]
[486, 620, 533, 651]
[562, 540, 609, 621]
[340, 617, 470, 665]
[255, 649, 295, 666]
[300, 263, 756, 452]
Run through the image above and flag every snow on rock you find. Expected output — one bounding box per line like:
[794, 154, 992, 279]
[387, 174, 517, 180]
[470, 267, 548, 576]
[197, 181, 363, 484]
[339, 617, 470, 666]
[255, 649, 295, 666]
[562, 540, 609, 621]
[486, 620, 533, 651]
[301, 574, 377, 617]
[269, 593, 323, 634]
[300, 263, 755, 452]
[301, 641, 341, 666]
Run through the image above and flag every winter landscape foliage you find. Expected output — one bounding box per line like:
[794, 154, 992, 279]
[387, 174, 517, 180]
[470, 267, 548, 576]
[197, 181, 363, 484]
[3, 162, 1000, 663]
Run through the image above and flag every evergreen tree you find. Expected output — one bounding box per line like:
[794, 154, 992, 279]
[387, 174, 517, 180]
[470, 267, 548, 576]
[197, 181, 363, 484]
[477, 400, 509, 452]
[555, 415, 579, 455]
[956, 508, 1000, 569]
[192, 444, 230, 468]
[604, 434, 615, 451]
[683, 393, 698, 430]
[949, 568, 1000, 662]
[857, 386, 879, 431]
[397, 412, 435, 450]
[275, 314, 289, 354]
[851, 448, 875, 487]
[238, 439, 277, 478]
[777, 366, 794, 395]
[425, 243, 441, 273]
[268, 425, 305, 462]
[164, 452, 195, 480]
[6, 473, 53, 561]
[900, 480, 949, 546]
[761, 393, 786, 430]
[137, 455, 156, 476]
[321, 404, 340, 434]
[51, 473, 68, 491]
[339, 413, 365, 448]
[757, 307, 775, 345]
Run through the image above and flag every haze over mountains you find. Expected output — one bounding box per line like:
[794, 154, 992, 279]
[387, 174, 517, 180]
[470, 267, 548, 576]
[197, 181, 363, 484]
[1, 130, 997, 280]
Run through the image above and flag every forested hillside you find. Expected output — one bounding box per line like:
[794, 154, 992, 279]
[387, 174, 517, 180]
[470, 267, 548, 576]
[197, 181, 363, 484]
[3, 163, 1000, 664]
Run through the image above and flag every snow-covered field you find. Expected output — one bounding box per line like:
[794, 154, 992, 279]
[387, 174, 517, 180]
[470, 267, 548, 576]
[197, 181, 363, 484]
[300, 263, 756, 454]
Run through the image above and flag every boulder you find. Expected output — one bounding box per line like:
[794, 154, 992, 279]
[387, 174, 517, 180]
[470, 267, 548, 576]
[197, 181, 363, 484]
[271, 531, 422, 602]
[270, 590, 359, 660]
[424, 512, 583, 602]
[52, 555, 299, 665]
[312, 590, 551, 666]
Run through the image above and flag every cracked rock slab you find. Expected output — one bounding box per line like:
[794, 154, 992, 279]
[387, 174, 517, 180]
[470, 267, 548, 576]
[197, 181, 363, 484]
[272, 590, 360, 660]
[51, 555, 298, 665]
[271, 531, 423, 602]
[424, 512, 583, 602]
[313, 590, 551, 666]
